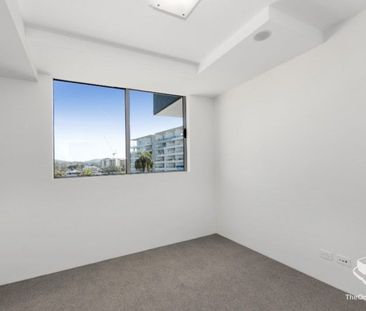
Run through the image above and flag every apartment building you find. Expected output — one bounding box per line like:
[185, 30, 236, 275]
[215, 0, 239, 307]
[100, 158, 125, 169]
[130, 126, 184, 173]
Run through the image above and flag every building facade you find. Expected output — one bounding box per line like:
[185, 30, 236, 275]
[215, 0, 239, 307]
[130, 126, 184, 173]
[100, 158, 125, 169]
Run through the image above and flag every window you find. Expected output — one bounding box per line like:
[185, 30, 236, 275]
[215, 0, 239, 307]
[129, 90, 185, 174]
[53, 80, 186, 178]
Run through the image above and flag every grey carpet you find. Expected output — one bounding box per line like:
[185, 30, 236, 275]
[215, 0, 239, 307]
[0, 235, 364, 311]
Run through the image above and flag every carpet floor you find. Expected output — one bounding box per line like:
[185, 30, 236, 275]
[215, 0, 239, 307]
[0, 234, 364, 311]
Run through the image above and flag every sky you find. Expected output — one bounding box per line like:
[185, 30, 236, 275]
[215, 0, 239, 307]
[54, 80, 183, 161]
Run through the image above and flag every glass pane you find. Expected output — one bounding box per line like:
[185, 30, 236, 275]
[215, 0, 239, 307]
[129, 90, 185, 173]
[54, 81, 126, 178]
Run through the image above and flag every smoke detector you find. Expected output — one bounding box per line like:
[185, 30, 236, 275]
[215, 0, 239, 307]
[148, 0, 202, 19]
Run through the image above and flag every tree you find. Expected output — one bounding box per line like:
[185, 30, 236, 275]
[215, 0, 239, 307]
[135, 151, 154, 173]
[54, 169, 65, 178]
[81, 168, 93, 176]
[102, 166, 123, 175]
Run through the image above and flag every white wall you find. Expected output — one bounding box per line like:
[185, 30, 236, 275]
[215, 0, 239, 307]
[214, 10, 366, 295]
[2, 7, 366, 297]
[0, 74, 216, 286]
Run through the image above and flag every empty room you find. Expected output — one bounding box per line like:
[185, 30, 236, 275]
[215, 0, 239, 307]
[1, 0, 366, 310]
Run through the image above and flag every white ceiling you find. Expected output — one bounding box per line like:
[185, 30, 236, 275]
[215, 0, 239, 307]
[274, 0, 366, 31]
[17, 0, 276, 63]
[0, 0, 36, 80]
[1, 0, 366, 96]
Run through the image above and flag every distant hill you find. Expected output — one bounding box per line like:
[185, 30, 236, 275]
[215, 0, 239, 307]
[83, 159, 103, 165]
[55, 159, 101, 164]
[55, 158, 125, 167]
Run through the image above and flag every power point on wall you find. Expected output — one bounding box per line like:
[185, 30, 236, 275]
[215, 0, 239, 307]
[336, 255, 352, 267]
[320, 249, 333, 261]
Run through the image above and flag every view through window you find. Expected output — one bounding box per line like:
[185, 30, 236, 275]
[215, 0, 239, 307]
[53, 80, 186, 178]
[130, 90, 185, 174]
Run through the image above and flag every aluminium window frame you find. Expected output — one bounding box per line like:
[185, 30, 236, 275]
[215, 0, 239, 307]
[53, 78, 187, 178]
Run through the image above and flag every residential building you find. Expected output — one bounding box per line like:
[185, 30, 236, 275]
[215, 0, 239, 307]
[100, 158, 125, 169]
[130, 126, 184, 173]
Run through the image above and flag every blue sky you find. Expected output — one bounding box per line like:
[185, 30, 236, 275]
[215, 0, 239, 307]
[54, 81, 182, 161]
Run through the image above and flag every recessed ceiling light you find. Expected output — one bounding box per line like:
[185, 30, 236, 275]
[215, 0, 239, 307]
[148, 0, 201, 19]
[254, 30, 272, 42]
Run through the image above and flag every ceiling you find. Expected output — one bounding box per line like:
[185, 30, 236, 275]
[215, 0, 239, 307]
[17, 0, 276, 63]
[273, 0, 366, 30]
[1, 0, 366, 96]
[0, 0, 36, 80]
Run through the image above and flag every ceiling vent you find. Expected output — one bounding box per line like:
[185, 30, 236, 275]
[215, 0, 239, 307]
[148, 0, 201, 19]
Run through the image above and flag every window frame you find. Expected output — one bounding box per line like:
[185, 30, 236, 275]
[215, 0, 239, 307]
[53, 78, 188, 178]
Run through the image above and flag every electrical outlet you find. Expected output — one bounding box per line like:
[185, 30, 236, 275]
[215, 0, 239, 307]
[336, 255, 352, 267]
[320, 249, 333, 261]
